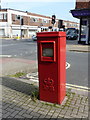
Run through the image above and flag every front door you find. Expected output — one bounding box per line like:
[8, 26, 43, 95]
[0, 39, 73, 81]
[81, 19, 88, 44]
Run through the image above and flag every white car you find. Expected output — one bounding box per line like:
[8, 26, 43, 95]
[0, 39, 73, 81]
[32, 35, 37, 41]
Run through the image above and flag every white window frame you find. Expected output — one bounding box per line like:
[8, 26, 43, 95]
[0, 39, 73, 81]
[0, 13, 3, 19]
[3, 13, 7, 20]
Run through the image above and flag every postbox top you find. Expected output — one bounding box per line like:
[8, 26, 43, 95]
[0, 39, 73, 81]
[37, 31, 66, 38]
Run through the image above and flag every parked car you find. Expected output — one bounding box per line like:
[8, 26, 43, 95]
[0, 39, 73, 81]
[66, 28, 79, 40]
[66, 32, 78, 40]
[32, 35, 37, 41]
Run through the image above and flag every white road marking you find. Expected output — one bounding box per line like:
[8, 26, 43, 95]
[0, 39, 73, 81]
[66, 86, 89, 92]
[30, 79, 39, 82]
[26, 62, 89, 92]
[66, 83, 89, 91]
[35, 50, 37, 53]
[28, 78, 89, 91]
[27, 62, 71, 82]
[28, 78, 39, 82]
[0, 44, 17, 47]
[0, 55, 12, 58]
[66, 62, 70, 69]
[27, 75, 89, 91]
[26, 43, 36, 45]
[0, 42, 36, 47]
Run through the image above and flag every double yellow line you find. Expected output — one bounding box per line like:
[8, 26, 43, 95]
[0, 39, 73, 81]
[66, 83, 90, 92]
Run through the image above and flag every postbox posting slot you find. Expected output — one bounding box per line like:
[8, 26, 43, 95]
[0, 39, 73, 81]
[40, 41, 56, 62]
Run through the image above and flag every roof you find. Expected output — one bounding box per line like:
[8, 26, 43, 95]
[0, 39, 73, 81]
[0, 8, 52, 19]
[71, 8, 90, 18]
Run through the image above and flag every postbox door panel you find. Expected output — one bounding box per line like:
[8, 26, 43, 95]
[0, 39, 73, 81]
[39, 41, 56, 62]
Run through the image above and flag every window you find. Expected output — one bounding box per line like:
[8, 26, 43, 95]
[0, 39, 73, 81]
[42, 19, 48, 23]
[70, 23, 72, 27]
[75, 24, 77, 27]
[0, 13, 3, 19]
[0, 13, 7, 20]
[63, 22, 67, 26]
[31, 17, 38, 22]
[67, 23, 69, 26]
[16, 15, 20, 20]
[3, 13, 7, 20]
[81, 20, 88, 39]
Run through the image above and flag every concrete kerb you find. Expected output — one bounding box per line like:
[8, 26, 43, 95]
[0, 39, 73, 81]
[10, 71, 89, 97]
[25, 68, 89, 97]
[0, 38, 32, 41]
[66, 44, 90, 52]
[5, 75, 89, 102]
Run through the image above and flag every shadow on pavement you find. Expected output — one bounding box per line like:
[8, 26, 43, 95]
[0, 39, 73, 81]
[2, 77, 38, 96]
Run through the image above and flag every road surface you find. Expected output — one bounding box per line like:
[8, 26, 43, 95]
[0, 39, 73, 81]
[1, 39, 88, 87]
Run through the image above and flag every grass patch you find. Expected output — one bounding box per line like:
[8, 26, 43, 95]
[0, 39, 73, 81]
[43, 102, 60, 108]
[53, 103, 60, 108]
[66, 88, 71, 98]
[85, 97, 88, 101]
[8, 72, 26, 78]
[44, 103, 53, 106]
[31, 90, 39, 102]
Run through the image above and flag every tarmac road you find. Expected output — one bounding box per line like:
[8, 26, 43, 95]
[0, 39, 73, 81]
[66, 51, 88, 87]
[0, 39, 89, 87]
[2, 39, 37, 60]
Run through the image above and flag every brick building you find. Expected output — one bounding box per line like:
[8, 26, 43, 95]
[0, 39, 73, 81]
[71, 0, 90, 44]
[0, 8, 79, 38]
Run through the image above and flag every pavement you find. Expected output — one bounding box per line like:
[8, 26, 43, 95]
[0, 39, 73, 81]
[0, 72, 89, 119]
[0, 58, 38, 76]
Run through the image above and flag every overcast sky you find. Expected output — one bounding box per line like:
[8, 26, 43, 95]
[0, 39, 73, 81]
[1, 0, 79, 23]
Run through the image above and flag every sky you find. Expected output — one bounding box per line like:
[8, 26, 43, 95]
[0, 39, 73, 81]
[1, 0, 79, 23]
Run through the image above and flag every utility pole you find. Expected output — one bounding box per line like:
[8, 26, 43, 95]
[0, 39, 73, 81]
[20, 16, 23, 39]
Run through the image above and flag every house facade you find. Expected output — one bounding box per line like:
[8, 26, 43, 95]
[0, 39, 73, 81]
[0, 8, 79, 38]
[71, 0, 90, 44]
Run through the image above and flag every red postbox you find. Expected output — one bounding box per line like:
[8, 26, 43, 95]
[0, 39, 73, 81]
[37, 32, 66, 104]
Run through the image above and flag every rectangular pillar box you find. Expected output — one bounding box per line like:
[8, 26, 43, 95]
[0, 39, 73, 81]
[37, 32, 66, 104]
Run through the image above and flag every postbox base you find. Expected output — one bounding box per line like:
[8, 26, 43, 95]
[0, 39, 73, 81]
[39, 94, 66, 104]
[39, 85, 66, 104]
